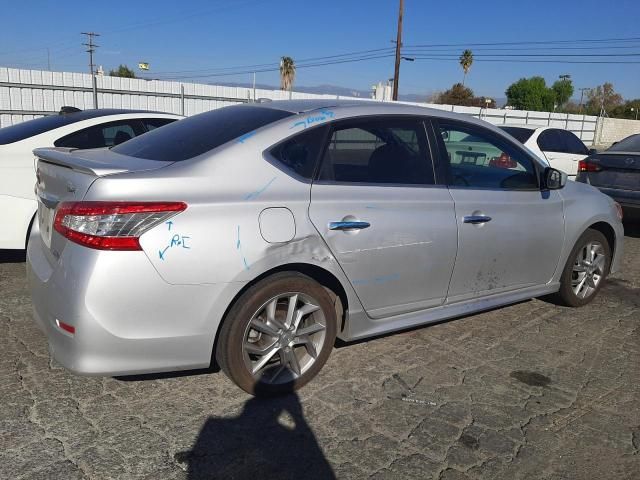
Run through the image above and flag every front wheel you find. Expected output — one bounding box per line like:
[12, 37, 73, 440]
[216, 272, 337, 396]
[554, 229, 611, 307]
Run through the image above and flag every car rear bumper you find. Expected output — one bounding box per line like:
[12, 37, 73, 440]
[26, 226, 234, 376]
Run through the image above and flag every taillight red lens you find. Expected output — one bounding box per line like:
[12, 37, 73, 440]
[53, 201, 187, 250]
[578, 159, 601, 172]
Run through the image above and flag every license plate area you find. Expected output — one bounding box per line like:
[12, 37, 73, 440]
[38, 201, 54, 248]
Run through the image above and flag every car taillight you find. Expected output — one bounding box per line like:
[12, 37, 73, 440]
[53, 201, 187, 250]
[578, 159, 601, 172]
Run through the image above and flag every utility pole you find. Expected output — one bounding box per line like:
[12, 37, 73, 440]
[46, 48, 51, 70]
[578, 87, 590, 113]
[392, 0, 404, 101]
[82, 32, 100, 109]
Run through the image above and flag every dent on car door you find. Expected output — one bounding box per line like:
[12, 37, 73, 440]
[308, 116, 458, 319]
[435, 120, 565, 303]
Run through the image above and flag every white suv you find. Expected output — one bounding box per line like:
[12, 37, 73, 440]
[0, 108, 182, 249]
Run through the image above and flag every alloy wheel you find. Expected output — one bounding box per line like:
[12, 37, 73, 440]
[242, 292, 327, 384]
[571, 241, 606, 299]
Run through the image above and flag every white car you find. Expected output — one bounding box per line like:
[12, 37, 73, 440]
[0, 108, 182, 250]
[497, 125, 593, 179]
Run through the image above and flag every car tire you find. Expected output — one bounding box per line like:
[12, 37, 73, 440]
[554, 228, 611, 307]
[216, 272, 337, 396]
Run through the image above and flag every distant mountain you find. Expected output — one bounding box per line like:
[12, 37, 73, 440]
[214, 81, 431, 102]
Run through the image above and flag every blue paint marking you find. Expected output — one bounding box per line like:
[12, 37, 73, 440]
[158, 229, 192, 261]
[235, 225, 250, 270]
[166, 221, 173, 231]
[237, 131, 257, 143]
[244, 177, 276, 201]
[289, 109, 335, 130]
[158, 246, 170, 260]
[353, 273, 400, 286]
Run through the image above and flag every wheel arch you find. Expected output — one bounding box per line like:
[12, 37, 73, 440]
[210, 262, 350, 368]
[587, 221, 616, 273]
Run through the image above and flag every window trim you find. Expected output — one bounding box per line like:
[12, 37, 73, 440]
[433, 119, 543, 192]
[311, 114, 439, 188]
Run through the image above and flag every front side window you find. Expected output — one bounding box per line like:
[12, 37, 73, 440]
[438, 123, 539, 190]
[316, 118, 435, 185]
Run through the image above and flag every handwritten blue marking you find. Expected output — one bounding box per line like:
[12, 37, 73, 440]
[181, 236, 191, 249]
[236, 225, 250, 270]
[289, 109, 335, 130]
[158, 246, 170, 261]
[237, 131, 257, 143]
[244, 177, 276, 201]
[166, 221, 173, 231]
[170, 234, 181, 247]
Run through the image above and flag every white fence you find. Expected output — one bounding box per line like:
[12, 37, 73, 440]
[0, 66, 601, 145]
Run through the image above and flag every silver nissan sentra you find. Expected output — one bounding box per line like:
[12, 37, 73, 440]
[27, 100, 624, 395]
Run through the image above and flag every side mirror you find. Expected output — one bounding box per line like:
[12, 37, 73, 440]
[544, 167, 567, 190]
[588, 148, 598, 155]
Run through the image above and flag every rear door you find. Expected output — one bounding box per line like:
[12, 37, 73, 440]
[309, 116, 458, 319]
[537, 129, 588, 178]
[434, 120, 565, 303]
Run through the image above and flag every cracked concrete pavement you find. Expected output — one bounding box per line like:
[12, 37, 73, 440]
[1, 225, 639, 479]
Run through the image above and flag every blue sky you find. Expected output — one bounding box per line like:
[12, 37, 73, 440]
[1, 0, 639, 100]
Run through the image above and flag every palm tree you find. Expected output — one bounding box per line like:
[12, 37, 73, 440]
[279, 56, 296, 97]
[459, 50, 473, 86]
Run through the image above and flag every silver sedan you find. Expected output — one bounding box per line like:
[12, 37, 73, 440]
[27, 100, 624, 395]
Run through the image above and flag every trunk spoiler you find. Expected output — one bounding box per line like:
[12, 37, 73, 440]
[33, 147, 171, 177]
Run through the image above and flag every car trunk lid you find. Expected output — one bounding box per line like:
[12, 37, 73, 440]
[583, 152, 640, 190]
[33, 147, 173, 260]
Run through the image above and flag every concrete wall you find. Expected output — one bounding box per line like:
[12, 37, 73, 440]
[594, 117, 640, 148]
[0, 66, 611, 147]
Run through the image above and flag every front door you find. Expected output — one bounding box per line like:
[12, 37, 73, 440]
[434, 120, 565, 303]
[309, 117, 458, 319]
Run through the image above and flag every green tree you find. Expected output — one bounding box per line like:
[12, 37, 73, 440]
[108, 64, 136, 78]
[610, 99, 640, 119]
[586, 82, 623, 115]
[459, 49, 473, 86]
[552, 79, 574, 108]
[505, 76, 555, 111]
[279, 56, 296, 93]
[435, 83, 474, 106]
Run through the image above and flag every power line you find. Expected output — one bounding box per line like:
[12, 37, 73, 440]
[410, 56, 640, 64]
[404, 36, 640, 48]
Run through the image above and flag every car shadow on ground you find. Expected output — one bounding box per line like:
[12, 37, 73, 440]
[174, 386, 336, 480]
[0, 249, 26, 264]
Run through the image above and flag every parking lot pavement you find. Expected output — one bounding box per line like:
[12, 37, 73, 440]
[1, 228, 638, 480]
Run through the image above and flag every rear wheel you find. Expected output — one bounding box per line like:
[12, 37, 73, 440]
[216, 272, 337, 396]
[555, 229, 611, 307]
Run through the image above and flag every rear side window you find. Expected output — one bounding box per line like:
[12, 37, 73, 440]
[54, 120, 144, 148]
[563, 131, 588, 155]
[316, 118, 435, 185]
[269, 126, 327, 180]
[499, 126, 534, 144]
[112, 105, 293, 161]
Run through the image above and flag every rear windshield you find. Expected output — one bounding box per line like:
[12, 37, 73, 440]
[112, 105, 293, 161]
[607, 134, 640, 152]
[0, 110, 141, 145]
[499, 126, 535, 144]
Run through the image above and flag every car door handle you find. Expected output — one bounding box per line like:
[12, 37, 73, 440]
[463, 215, 492, 224]
[329, 221, 371, 231]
